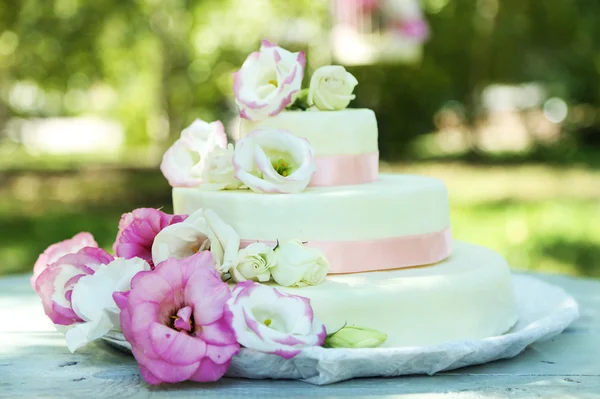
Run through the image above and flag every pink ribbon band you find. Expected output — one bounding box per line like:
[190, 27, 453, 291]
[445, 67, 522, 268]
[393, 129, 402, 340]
[240, 227, 453, 274]
[309, 151, 379, 187]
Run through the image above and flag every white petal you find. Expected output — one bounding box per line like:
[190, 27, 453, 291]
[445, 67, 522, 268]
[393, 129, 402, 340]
[151, 221, 211, 265]
[205, 209, 240, 271]
[65, 313, 114, 353]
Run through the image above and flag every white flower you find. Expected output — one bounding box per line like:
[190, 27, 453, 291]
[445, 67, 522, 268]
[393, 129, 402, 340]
[233, 129, 316, 194]
[65, 257, 151, 352]
[200, 144, 243, 191]
[151, 208, 240, 273]
[271, 241, 329, 287]
[230, 243, 276, 283]
[308, 65, 358, 111]
[160, 119, 228, 187]
[233, 39, 305, 121]
[226, 281, 327, 359]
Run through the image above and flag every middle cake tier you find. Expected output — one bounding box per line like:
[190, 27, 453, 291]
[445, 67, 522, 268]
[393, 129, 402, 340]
[173, 174, 453, 273]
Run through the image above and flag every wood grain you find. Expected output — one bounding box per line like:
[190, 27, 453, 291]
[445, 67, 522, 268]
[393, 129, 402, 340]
[1, 273, 599, 398]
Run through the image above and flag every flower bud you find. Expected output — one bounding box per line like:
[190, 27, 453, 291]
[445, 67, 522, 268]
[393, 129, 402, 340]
[325, 326, 387, 348]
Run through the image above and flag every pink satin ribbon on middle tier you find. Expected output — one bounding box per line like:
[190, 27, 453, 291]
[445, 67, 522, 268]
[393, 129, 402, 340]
[240, 226, 453, 274]
[309, 151, 379, 187]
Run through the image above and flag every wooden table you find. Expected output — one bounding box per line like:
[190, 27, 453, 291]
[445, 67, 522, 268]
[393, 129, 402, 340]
[1, 273, 599, 398]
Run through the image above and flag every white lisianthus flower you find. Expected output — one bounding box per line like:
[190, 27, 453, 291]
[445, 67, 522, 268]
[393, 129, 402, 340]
[308, 65, 358, 111]
[65, 257, 151, 352]
[226, 281, 327, 359]
[271, 241, 329, 287]
[233, 129, 316, 194]
[200, 144, 243, 191]
[230, 243, 276, 283]
[233, 39, 305, 121]
[160, 119, 228, 188]
[151, 208, 240, 273]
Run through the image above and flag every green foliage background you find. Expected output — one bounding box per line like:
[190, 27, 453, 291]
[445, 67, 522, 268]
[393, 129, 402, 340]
[0, 0, 599, 278]
[3, 0, 600, 154]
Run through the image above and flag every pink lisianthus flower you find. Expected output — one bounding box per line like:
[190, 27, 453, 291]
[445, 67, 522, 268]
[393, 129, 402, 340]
[233, 40, 305, 121]
[114, 251, 240, 385]
[35, 247, 114, 325]
[225, 281, 326, 359]
[31, 232, 98, 291]
[113, 208, 187, 269]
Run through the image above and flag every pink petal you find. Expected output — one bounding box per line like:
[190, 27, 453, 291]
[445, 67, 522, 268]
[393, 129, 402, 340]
[31, 232, 98, 290]
[316, 324, 327, 346]
[149, 322, 207, 366]
[204, 343, 240, 365]
[112, 291, 129, 310]
[35, 247, 112, 325]
[133, 347, 200, 384]
[260, 39, 277, 48]
[129, 301, 161, 335]
[128, 271, 174, 306]
[139, 364, 164, 385]
[272, 335, 307, 346]
[114, 208, 187, 267]
[185, 266, 231, 326]
[174, 306, 192, 332]
[197, 316, 237, 346]
[271, 348, 301, 359]
[190, 357, 231, 383]
[50, 301, 83, 325]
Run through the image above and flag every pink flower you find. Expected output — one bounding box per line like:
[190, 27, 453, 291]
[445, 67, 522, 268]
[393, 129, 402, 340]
[397, 19, 430, 42]
[160, 119, 228, 188]
[114, 251, 240, 385]
[113, 208, 187, 268]
[226, 281, 326, 359]
[35, 247, 114, 325]
[31, 232, 98, 291]
[233, 40, 305, 121]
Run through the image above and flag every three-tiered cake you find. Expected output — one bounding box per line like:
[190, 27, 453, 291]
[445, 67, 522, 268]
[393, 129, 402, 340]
[165, 41, 517, 347]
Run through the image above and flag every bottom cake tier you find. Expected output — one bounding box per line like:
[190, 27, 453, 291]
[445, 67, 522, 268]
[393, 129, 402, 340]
[275, 241, 518, 347]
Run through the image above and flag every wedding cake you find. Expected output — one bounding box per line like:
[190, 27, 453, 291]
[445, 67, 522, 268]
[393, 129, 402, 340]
[168, 41, 518, 347]
[30, 40, 517, 386]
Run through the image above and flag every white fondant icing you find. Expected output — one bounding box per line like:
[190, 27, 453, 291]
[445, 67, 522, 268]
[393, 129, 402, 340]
[277, 241, 518, 347]
[173, 174, 450, 241]
[238, 109, 378, 157]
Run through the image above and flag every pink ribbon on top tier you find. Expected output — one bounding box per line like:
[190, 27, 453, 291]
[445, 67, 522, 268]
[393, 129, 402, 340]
[309, 151, 379, 187]
[240, 226, 453, 274]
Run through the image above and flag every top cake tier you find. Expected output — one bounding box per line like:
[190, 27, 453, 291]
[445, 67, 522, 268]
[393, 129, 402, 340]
[239, 109, 379, 187]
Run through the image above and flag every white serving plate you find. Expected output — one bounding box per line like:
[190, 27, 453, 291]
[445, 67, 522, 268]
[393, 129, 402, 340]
[102, 274, 579, 385]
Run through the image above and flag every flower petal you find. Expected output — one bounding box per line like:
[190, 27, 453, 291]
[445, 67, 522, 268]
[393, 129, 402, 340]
[189, 357, 231, 383]
[149, 322, 207, 366]
[31, 232, 98, 291]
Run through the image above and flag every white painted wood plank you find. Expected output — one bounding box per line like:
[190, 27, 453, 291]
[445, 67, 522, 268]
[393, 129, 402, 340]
[1, 273, 599, 398]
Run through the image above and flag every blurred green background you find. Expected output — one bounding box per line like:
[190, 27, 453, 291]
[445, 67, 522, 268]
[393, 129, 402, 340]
[1, 0, 599, 278]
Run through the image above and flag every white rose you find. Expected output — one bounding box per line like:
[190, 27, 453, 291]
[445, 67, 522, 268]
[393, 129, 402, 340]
[230, 243, 276, 283]
[271, 241, 329, 287]
[151, 208, 240, 273]
[233, 40, 305, 121]
[200, 144, 243, 191]
[160, 119, 228, 187]
[233, 128, 316, 194]
[308, 65, 358, 111]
